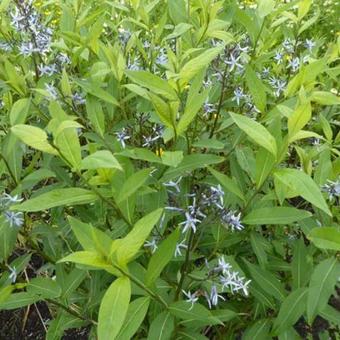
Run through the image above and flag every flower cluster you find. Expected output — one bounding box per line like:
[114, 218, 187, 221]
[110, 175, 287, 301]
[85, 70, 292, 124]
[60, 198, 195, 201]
[0, 193, 24, 228]
[183, 256, 251, 310]
[322, 178, 340, 201]
[11, 0, 53, 57]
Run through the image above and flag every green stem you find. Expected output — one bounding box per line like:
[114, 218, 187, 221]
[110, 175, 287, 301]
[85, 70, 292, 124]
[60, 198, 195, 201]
[175, 228, 194, 299]
[113, 264, 168, 308]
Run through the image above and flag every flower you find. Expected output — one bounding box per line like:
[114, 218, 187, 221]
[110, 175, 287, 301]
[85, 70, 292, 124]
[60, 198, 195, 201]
[304, 39, 315, 51]
[144, 238, 158, 253]
[115, 128, 130, 148]
[45, 83, 58, 100]
[203, 101, 216, 117]
[220, 209, 244, 232]
[38, 64, 57, 76]
[72, 93, 86, 106]
[182, 290, 199, 310]
[4, 211, 24, 228]
[274, 51, 283, 64]
[205, 284, 225, 309]
[233, 87, 245, 106]
[219, 263, 251, 296]
[287, 57, 300, 72]
[163, 177, 182, 193]
[216, 256, 232, 274]
[322, 179, 340, 200]
[8, 266, 17, 283]
[209, 185, 224, 209]
[156, 48, 168, 65]
[0, 193, 23, 207]
[225, 53, 243, 71]
[179, 211, 201, 233]
[175, 240, 188, 257]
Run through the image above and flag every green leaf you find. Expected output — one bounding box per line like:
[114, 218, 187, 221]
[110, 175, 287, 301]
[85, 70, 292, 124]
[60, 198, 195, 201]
[54, 121, 82, 170]
[166, 23, 192, 40]
[311, 91, 340, 105]
[308, 227, 340, 251]
[86, 95, 105, 136]
[168, 301, 222, 325]
[292, 239, 312, 289]
[58, 251, 115, 273]
[161, 151, 183, 168]
[230, 113, 277, 156]
[68, 216, 96, 250]
[118, 148, 163, 164]
[307, 257, 340, 324]
[257, 0, 275, 18]
[11, 124, 58, 155]
[116, 297, 150, 340]
[147, 311, 174, 340]
[0, 292, 40, 310]
[81, 150, 122, 170]
[98, 276, 131, 340]
[208, 167, 245, 201]
[125, 70, 178, 101]
[177, 87, 209, 135]
[243, 207, 311, 225]
[27, 277, 62, 299]
[255, 148, 276, 189]
[114, 209, 163, 266]
[272, 288, 308, 335]
[274, 168, 331, 216]
[179, 46, 224, 83]
[245, 260, 286, 301]
[243, 319, 271, 340]
[298, 0, 312, 20]
[0, 218, 19, 262]
[76, 80, 119, 106]
[162, 154, 224, 182]
[145, 229, 180, 287]
[320, 305, 340, 326]
[12, 188, 98, 212]
[168, 0, 186, 24]
[117, 168, 152, 203]
[10, 98, 30, 125]
[245, 66, 267, 112]
[148, 92, 174, 128]
[250, 232, 268, 268]
[288, 101, 312, 141]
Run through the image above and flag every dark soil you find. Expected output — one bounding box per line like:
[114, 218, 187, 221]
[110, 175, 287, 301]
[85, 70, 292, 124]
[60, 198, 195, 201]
[0, 301, 90, 339]
[0, 301, 50, 340]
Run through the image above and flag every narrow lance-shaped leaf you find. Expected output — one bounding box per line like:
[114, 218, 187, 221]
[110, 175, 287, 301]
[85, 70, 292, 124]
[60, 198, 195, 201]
[308, 227, 340, 251]
[114, 208, 163, 266]
[116, 297, 150, 340]
[11, 125, 58, 155]
[272, 288, 308, 335]
[179, 46, 224, 83]
[243, 207, 312, 225]
[98, 276, 131, 340]
[145, 229, 180, 287]
[274, 168, 331, 216]
[12, 188, 98, 212]
[81, 150, 122, 170]
[230, 113, 277, 157]
[307, 257, 340, 324]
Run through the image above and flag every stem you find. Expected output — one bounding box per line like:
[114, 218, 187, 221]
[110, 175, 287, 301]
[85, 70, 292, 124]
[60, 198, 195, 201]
[46, 299, 96, 325]
[208, 63, 229, 139]
[112, 264, 168, 308]
[175, 228, 194, 299]
[0, 152, 19, 187]
[251, 18, 266, 58]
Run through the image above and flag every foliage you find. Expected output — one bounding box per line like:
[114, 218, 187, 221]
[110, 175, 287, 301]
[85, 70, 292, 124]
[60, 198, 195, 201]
[0, 0, 339, 338]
